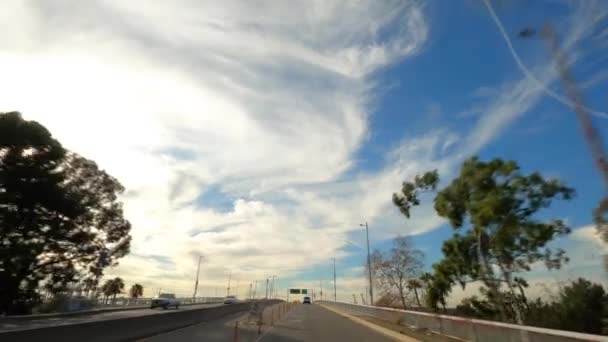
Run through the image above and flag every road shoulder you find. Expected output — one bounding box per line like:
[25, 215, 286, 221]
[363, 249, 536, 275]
[319, 304, 419, 342]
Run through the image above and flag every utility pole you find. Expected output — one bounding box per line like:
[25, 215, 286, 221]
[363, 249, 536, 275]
[361, 222, 374, 306]
[320, 280, 323, 300]
[265, 278, 269, 299]
[333, 258, 337, 302]
[249, 283, 252, 299]
[269, 275, 276, 299]
[192, 255, 202, 301]
[253, 280, 258, 299]
[226, 272, 232, 297]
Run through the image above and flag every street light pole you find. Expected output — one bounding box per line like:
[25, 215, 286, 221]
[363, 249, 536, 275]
[361, 222, 374, 306]
[270, 275, 276, 299]
[333, 258, 337, 302]
[226, 271, 232, 297]
[192, 255, 202, 301]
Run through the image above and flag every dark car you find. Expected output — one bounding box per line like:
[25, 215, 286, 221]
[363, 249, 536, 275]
[224, 295, 238, 304]
[151, 293, 180, 309]
[303, 296, 311, 304]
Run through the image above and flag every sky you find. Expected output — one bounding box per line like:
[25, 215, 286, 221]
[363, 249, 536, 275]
[1, 0, 608, 304]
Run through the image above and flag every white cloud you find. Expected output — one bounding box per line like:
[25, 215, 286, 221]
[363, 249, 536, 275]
[0, 0, 432, 296]
[1, 0, 605, 299]
[571, 225, 607, 251]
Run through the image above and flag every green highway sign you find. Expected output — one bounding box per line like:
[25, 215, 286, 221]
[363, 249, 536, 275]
[289, 289, 301, 294]
[302, 289, 308, 294]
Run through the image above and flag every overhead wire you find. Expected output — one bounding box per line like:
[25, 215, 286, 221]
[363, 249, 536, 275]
[481, 0, 608, 118]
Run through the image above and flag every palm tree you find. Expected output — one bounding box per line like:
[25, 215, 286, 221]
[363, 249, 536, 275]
[407, 279, 423, 308]
[129, 284, 144, 299]
[82, 278, 98, 298]
[101, 277, 125, 304]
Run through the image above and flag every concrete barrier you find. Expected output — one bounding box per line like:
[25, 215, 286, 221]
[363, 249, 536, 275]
[319, 301, 607, 342]
[1, 299, 223, 322]
[0, 301, 272, 342]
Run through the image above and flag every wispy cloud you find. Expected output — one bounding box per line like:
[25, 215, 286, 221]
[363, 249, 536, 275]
[0, 0, 432, 294]
[0, 0, 605, 297]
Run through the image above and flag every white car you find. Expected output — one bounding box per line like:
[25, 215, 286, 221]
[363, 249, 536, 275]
[223, 295, 238, 304]
[151, 293, 180, 309]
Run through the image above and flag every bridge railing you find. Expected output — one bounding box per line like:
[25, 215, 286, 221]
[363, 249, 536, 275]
[65, 296, 224, 310]
[318, 300, 606, 342]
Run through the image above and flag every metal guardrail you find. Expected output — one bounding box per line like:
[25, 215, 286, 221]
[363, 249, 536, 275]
[318, 301, 607, 342]
[3, 297, 225, 319]
[92, 296, 224, 307]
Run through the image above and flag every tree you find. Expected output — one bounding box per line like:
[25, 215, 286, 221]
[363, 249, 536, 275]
[102, 277, 125, 303]
[374, 292, 400, 308]
[394, 157, 574, 324]
[549, 278, 606, 334]
[424, 262, 453, 311]
[434, 158, 574, 324]
[455, 295, 500, 319]
[406, 279, 423, 308]
[393, 170, 439, 219]
[0, 112, 132, 314]
[369, 236, 424, 310]
[458, 278, 607, 335]
[129, 284, 144, 299]
[82, 278, 98, 298]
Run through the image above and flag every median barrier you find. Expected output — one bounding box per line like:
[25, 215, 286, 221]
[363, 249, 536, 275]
[1, 297, 224, 321]
[0, 301, 268, 342]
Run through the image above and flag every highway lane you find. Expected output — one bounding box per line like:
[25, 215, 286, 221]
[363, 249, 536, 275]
[139, 310, 256, 342]
[0, 302, 222, 332]
[259, 304, 403, 342]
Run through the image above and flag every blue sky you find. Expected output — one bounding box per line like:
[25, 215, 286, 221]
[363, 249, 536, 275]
[283, 0, 608, 301]
[1, 0, 607, 303]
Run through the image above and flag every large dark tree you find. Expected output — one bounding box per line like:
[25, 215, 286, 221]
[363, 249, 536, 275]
[0, 112, 131, 314]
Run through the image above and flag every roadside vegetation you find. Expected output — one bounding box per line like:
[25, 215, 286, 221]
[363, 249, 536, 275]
[364, 157, 608, 335]
[0, 112, 132, 315]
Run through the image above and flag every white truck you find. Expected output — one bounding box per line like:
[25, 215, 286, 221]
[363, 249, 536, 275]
[150, 293, 180, 309]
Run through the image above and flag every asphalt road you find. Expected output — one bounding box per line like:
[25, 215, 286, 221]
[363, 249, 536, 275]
[139, 310, 256, 342]
[0, 302, 222, 332]
[260, 304, 398, 342]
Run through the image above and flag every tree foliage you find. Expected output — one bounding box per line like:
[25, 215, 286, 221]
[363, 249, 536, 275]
[456, 278, 607, 335]
[102, 277, 125, 301]
[406, 279, 423, 308]
[394, 157, 574, 323]
[129, 283, 144, 298]
[0, 112, 131, 314]
[369, 236, 424, 309]
[393, 170, 439, 218]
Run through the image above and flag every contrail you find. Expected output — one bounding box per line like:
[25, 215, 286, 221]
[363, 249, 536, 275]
[482, 0, 608, 118]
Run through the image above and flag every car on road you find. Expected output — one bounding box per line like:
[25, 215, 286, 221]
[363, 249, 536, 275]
[151, 293, 180, 309]
[303, 296, 311, 304]
[223, 295, 238, 304]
